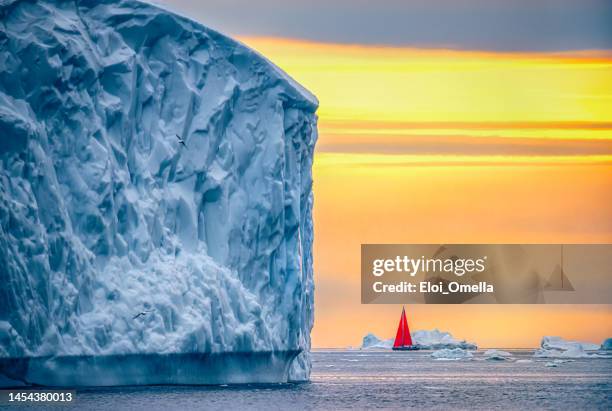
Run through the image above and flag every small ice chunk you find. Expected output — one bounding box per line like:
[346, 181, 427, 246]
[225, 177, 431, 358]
[431, 348, 473, 360]
[545, 359, 571, 367]
[483, 349, 513, 361]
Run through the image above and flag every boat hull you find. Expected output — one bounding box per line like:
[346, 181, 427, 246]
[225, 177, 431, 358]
[392, 346, 420, 351]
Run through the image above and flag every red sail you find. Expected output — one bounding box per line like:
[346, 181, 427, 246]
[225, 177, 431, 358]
[393, 307, 413, 347]
[402, 308, 413, 346]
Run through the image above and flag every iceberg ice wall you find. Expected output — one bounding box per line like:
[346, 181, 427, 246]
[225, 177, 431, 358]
[0, 0, 317, 385]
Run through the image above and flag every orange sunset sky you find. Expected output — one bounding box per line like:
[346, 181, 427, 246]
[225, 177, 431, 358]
[238, 37, 612, 348]
[156, 0, 612, 349]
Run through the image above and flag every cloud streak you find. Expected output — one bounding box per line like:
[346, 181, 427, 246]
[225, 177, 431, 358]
[156, 0, 612, 51]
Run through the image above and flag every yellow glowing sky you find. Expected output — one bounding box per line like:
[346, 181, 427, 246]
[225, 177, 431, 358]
[240, 37, 612, 124]
[240, 36, 612, 348]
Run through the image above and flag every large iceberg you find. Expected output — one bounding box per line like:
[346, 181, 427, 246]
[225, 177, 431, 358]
[0, 0, 317, 386]
[361, 329, 477, 350]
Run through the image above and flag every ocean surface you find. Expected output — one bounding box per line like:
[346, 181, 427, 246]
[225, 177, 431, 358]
[4, 350, 611, 410]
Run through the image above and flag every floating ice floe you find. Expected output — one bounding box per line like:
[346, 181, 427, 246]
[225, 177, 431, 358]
[431, 348, 473, 360]
[483, 349, 513, 361]
[535, 346, 594, 359]
[545, 359, 573, 367]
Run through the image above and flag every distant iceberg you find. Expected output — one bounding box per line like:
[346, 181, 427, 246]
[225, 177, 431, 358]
[361, 333, 393, 349]
[361, 329, 477, 350]
[412, 329, 477, 350]
[534, 336, 601, 359]
[431, 348, 473, 360]
[540, 336, 599, 351]
[601, 338, 612, 350]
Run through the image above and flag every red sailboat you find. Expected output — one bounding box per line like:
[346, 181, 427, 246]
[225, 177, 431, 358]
[392, 306, 419, 351]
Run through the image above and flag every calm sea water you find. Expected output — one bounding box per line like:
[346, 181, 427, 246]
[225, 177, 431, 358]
[5, 350, 611, 410]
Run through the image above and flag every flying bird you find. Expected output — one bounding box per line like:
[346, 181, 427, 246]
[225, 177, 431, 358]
[176, 134, 186, 147]
[132, 309, 155, 320]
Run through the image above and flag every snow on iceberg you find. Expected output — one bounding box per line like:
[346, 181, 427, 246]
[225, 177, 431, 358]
[483, 349, 513, 361]
[0, 0, 317, 386]
[431, 348, 473, 361]
[361, 329, 477, 350]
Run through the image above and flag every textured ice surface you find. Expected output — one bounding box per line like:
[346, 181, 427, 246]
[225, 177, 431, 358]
[361, 330, 477, 350]
[431, 348, 473, 360]
[0, 0, 317, 385]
